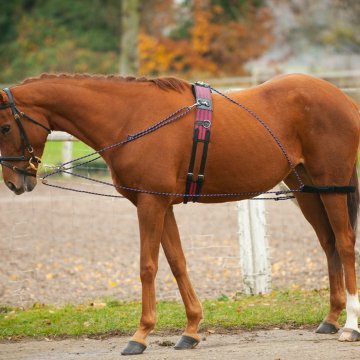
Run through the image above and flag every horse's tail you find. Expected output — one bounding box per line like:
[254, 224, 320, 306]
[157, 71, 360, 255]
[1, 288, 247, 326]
[348, 163, 359, 231]
[345, 95, 360, 231]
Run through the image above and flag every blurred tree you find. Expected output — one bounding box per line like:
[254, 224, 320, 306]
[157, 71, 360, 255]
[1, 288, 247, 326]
[1, 0, 273, 82]
[0, 0, 121, 83]
[120, 0, 140, 75]
[140, 0, 175, 37]
[138, 0, 273, 76]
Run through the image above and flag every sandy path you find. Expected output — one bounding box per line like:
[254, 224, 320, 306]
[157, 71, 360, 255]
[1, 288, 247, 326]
[1, 330, 360, 360]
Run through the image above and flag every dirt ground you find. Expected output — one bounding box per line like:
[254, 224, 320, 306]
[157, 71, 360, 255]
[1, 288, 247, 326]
[1, 179, 360, 359]
[2, 179, 359, 307]
[1, 329, 360, 360]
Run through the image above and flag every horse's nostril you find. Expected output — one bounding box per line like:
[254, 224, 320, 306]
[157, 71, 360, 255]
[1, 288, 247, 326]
[6, 181, 16, 192]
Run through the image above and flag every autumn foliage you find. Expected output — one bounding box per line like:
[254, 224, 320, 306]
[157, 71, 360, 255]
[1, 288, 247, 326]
[139, 0, 273, 77]
[0, 1, 273, 83]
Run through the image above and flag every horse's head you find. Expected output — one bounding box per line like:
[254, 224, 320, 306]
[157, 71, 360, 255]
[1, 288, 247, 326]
[0, 88, 51, 194]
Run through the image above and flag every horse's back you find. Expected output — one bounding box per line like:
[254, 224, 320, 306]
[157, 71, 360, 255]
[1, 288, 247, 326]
[196, 74, 360, 201]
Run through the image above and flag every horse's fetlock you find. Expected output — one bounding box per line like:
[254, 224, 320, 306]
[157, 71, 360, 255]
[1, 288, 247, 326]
[186, 304, 203, 323]
[140, 315, 156, 331]
[330, 295, 346, 312]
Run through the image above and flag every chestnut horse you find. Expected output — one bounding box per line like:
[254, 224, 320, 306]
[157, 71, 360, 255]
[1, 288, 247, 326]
[0, 73, 359, 354]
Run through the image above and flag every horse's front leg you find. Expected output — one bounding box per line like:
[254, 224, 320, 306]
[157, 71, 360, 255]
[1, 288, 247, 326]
[121, 195, 168, 355]
[161, 206, 203, 349]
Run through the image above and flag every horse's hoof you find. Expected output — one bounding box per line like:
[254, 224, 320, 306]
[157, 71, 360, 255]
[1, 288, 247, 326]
[315, 321, 339, 334]
[174, 335, 199, 350]
[338, 328, 360, 342]
[121, 340, 147, 355]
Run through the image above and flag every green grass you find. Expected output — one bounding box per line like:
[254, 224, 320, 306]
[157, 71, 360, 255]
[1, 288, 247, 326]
[0, 289, 347, 339]
[42, 142, 106, 167]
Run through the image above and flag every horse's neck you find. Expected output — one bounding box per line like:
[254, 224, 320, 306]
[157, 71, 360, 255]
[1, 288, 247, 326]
[17, 80, 142, 150]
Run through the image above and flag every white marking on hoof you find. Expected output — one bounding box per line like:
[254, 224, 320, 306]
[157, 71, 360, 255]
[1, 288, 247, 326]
[340, 291, 360, 342]
[343, 292, 360, 332]
[339, 328, 360, 342]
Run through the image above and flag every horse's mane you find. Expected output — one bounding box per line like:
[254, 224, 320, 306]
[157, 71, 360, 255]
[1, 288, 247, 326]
[21, 73, 190, 92]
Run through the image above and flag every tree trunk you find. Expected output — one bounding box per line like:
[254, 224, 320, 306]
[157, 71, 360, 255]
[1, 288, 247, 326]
[120, 0, 140, 75]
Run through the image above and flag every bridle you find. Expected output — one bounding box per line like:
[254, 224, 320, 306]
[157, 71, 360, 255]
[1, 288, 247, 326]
[0, 88, 51, 177]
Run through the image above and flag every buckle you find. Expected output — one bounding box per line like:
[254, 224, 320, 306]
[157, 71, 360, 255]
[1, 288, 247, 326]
[196, 98, 212, 110]
[195, 81, 210, 88]
[197, 174, 204, 183]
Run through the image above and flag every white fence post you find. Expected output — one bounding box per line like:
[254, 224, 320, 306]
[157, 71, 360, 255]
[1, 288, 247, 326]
[47, 132, 76, 176]
[238, 200, 271, 295]
[61, 141, 73, 176]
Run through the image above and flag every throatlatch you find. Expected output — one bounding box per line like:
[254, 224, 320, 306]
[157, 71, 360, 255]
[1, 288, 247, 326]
[184, 82, 213, 203]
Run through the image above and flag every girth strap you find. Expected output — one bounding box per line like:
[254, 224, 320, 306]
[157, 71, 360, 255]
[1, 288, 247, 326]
[184, 82, 213, 203]
[300, 185, 356, 193]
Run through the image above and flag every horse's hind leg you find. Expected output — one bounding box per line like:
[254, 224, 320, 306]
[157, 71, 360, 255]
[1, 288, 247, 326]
[320, 192, 360, 341]
[161, 206, 203, 349]
[284, 172, 345, 333]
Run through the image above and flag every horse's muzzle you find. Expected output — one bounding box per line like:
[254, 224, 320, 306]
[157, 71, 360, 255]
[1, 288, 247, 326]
[5, 175, 37, 195]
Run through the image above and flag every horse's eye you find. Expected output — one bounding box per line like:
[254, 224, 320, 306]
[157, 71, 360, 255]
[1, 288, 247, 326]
[1, 124, 11, 134]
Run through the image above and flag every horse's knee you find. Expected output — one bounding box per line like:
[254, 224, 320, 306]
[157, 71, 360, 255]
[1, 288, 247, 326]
[140, 263, 158, 283]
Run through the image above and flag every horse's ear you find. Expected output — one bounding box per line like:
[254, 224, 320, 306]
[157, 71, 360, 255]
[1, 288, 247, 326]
[0, 90, 7, 106]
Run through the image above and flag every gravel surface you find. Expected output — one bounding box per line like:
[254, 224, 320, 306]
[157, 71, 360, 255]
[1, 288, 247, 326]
[2, 330, 360, 360]
[0, 179, 359, 306]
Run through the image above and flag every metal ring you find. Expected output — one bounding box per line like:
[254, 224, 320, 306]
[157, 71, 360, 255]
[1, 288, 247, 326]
[202, 120, 211, 128]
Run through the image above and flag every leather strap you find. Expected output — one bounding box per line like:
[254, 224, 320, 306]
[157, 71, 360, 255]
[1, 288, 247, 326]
[301, 184, 356, 193]
[184, 82, 213, 203]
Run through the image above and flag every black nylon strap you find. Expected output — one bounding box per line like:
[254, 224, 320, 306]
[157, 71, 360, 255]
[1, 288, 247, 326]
[22, 112, 52, 134]
[301, 185, 356, 193]
[15, 115, 33, 153]
[184, 128, 200, 204]
[194, 129, 211, 201]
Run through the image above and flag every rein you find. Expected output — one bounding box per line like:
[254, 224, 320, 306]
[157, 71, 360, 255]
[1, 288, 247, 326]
[0, 84, 354, 199]
[0, 88, 51, 177]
